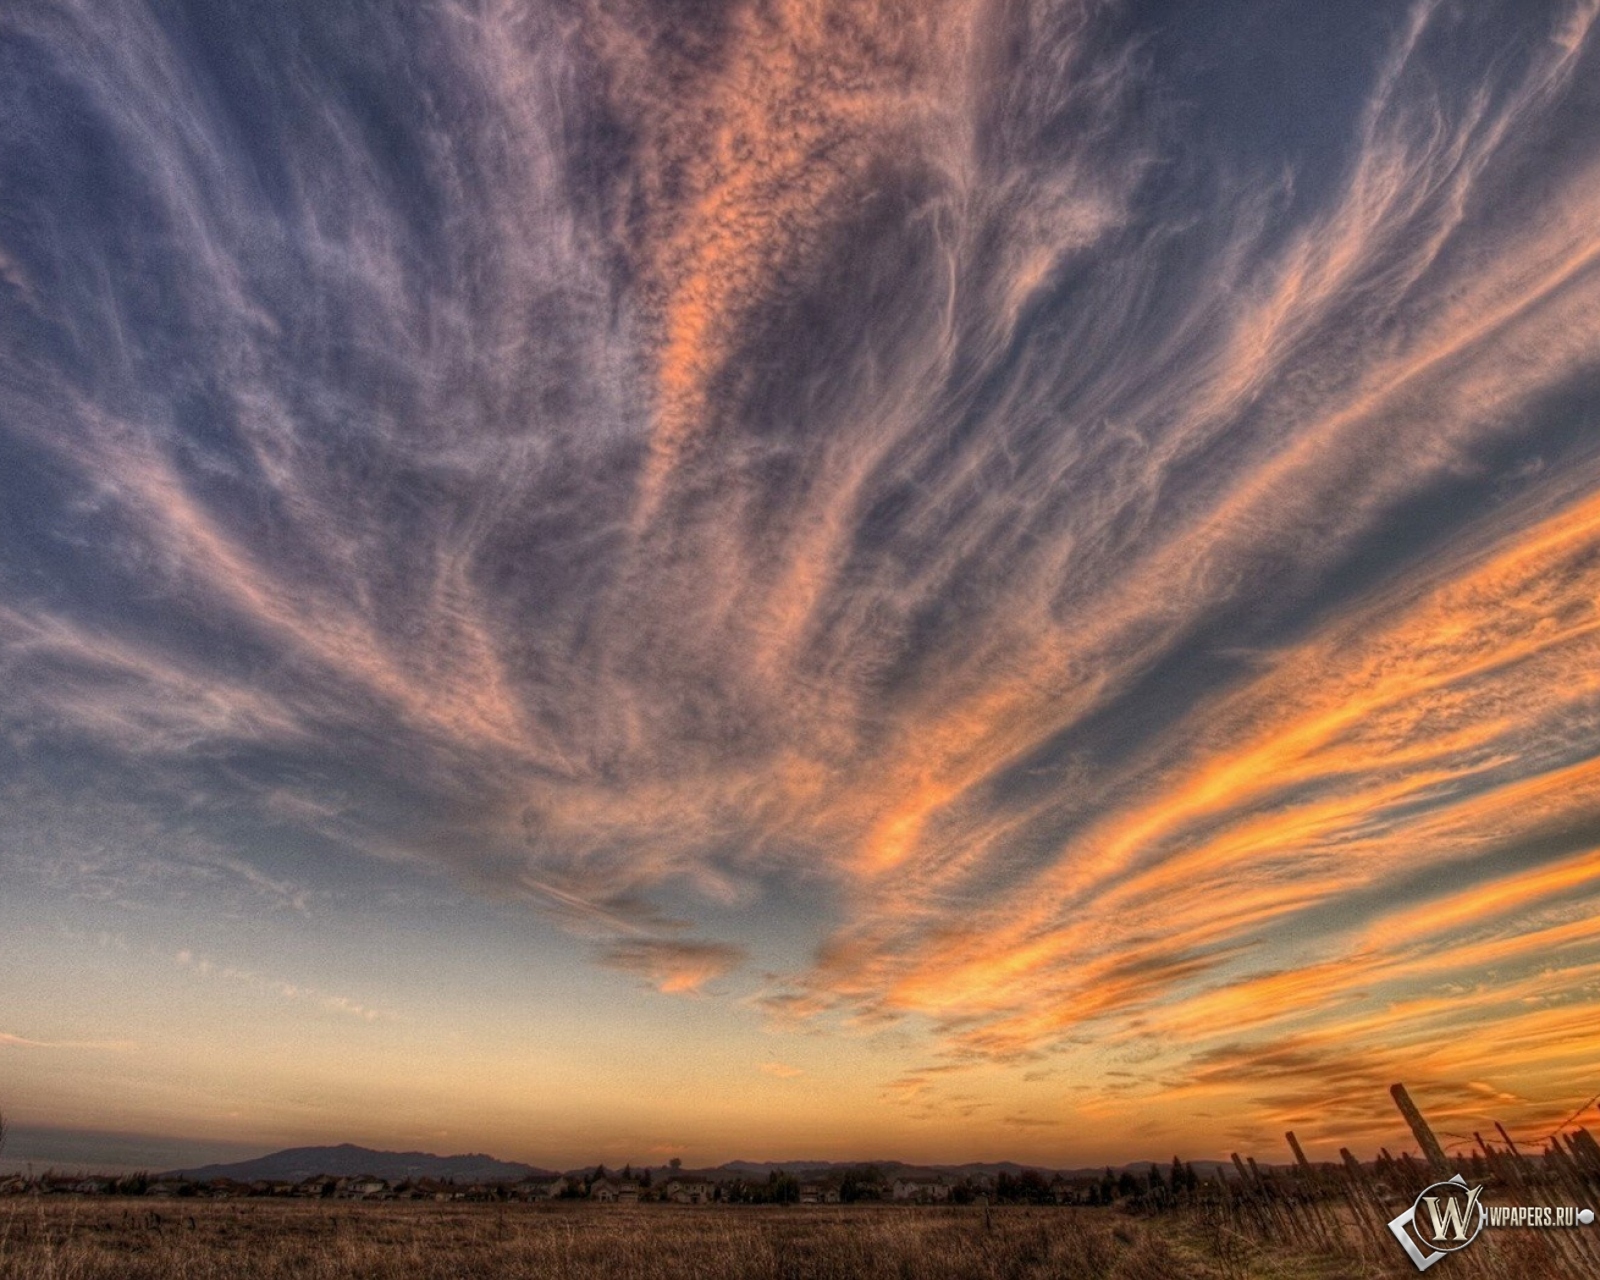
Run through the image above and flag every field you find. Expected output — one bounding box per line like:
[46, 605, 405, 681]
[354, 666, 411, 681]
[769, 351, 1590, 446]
[4, 1189, 1597, 1278]
[0, 1198, 1369, 1280]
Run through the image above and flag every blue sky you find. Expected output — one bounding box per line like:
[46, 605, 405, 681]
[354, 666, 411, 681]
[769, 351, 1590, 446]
[3, 0, 1600, 1171]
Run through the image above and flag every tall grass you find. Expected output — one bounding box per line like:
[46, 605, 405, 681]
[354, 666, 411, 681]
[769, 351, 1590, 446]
[0, 1200, 1274, 1280]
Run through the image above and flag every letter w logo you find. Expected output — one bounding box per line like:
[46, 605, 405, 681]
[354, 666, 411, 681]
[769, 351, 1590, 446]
[1422, 1184, 1484, 1243]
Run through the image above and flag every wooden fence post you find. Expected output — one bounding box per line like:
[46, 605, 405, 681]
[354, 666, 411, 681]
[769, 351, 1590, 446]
[1390, 1084, 1449, 1176]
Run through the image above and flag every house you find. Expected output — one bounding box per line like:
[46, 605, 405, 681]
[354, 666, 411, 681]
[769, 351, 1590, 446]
[202, 1178, 249, 1199]
[891, 1176, 950, 1203]
[73, 1179, 113, 1196]
[409, 1178, 456, 1202]
[294, 1175, 338, 1198]
[589, 1176, 640, 1204]
[144, 1180, 189, 1198]
[456, 1183, 499, 1202]
[662, 1175, 714, 1205]
[796, 1182, 840, 1205]
[342, 1177, 389, 1200]
[512, 1176, 567, 1200]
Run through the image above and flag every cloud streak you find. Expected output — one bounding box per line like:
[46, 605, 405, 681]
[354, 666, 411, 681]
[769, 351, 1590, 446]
[0, 1033, 138, 1054]
[174, 949, 395, 1022]
[598, 938, 748, 995]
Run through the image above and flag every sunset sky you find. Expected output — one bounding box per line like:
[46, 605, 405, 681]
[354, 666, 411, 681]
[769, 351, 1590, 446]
[4, 0, 1600, 1174]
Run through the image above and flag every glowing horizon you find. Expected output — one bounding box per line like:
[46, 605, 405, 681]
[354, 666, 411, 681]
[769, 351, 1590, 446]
[4, 0, 1600, 1173]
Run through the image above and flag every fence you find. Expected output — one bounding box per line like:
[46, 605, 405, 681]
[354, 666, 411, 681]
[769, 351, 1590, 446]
[1192, 1084, 1600, 1275]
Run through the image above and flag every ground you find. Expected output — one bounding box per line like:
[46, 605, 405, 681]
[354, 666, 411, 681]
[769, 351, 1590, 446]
[0, 1198, 1432, 1280]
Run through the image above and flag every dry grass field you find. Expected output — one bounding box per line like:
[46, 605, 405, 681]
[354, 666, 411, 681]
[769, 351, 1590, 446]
[0, 1198, 1374, 1280]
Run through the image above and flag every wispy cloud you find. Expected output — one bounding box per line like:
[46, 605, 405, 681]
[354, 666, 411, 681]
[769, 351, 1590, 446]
[597, 938, 748, 995]
[0, 1032, 138, 1053]
[174, 949, 395, 1023]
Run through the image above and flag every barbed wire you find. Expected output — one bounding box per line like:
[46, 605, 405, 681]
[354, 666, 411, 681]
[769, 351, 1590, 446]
[1541, 1091, 1600, 1148]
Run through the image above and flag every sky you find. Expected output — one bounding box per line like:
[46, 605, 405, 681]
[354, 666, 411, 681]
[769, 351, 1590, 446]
[3, 0, 1600, 1175]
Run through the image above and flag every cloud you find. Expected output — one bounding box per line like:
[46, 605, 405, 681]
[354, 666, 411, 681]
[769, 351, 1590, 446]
[174, 949, 395, 1023]
[1, 0, 1599, 1151]
[597, 938, 748, 995]
[759, 1061, 804, 1079]
[0, 1032, 138, 1053]
[1002, 1114, 1061, 1128]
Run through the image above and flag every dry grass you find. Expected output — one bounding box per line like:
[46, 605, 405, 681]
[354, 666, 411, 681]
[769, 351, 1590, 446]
[5, 1195, 1592, 1278]
[0, 1199, 1295, 1280]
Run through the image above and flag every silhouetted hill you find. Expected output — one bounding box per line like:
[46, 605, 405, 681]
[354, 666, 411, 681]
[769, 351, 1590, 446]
[167, 1144, 554, 1183]
[710, 1158, 1244, 1182]
[167, 1146, 1244, 1186]
[714, 1160, 854, 1179]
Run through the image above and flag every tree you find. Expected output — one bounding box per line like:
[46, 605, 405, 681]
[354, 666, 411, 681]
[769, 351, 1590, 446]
[1170, 1156, 1197, 1197]
[840, 1163, 884, 1203]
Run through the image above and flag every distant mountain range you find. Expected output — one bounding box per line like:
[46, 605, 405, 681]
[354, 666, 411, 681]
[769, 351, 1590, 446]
[167, 1144, 555, 1183]
[166, 1144, 1242, 1184]
[716, 1158, 1239, 1182]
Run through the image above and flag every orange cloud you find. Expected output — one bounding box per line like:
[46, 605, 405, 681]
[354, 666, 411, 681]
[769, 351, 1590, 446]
[597, 938, 747, 995]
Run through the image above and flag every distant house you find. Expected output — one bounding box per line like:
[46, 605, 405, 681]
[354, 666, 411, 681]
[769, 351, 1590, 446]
[662, 1175, 714, 1205]
[589, 1177, 640, 1204]
[891, 1176, 950, 1203]
[144, 1180, 189, 1198]
[513, 1176, 567, 1200]
[247, 1179, 277, 1196]
[343, 1177, 389, 1200]
[73, 1179, 113, 1196]
[203, 1178, 250, 1199]
[409, 1178, 455, 1202]
[798, 1182, 840, 1205]
[294, 1175, 338, 1198]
